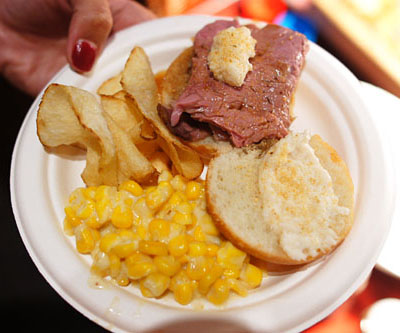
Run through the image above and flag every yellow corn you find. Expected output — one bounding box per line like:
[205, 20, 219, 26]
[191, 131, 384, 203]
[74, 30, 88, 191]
[199, 214, 219, 236]
[111, 205, 133, 228]
[186, 256, 208, 280]
[75, 226, 96, 254]
[185, 181, 202, 200]
[188, 241, 208, 257]
[206, 243, 219, 257]
[64, 172, 265, 306]
[172, 212, 193, 226]
[99, 233, 119, 253]
[146, 181, 173, 210]
[119, 180, 143, 196]
[228, 278, 248, 297]
[170, 175, 187, 192]
[112, 242, 137, 258]
[140, 272, 170, 298]
[207, 278, 230, 305]
[240, 263, 263, 288]
[149, 218, 170, 241]
[154, 256, 181, 277]
[139, 240, 168, 256]
[217, 242, 247, 270]
[168, 234, 188, 257]
[198, 263, 223, 295]
[126, 254, 155, 280]
[193, 226, 206, 242]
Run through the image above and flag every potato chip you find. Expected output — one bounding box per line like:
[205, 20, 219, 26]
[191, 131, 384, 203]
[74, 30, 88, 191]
[97, 72, 123, 96]
[103, 112, 158, 184]
[37, 83, 118, 186]
[121, 46, 203, 179]
[100, 95, 142, 143]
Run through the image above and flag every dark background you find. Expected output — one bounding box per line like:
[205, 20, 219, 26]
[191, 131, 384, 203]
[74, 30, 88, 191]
[0, 12, 392, 333]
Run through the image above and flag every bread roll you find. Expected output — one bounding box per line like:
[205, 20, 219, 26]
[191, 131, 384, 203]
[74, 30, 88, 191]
[206, 132, 354, 265]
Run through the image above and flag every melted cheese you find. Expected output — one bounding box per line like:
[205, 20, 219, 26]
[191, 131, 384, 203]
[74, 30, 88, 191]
[259, 132, 350, 261]
[208, 26, 256, 87]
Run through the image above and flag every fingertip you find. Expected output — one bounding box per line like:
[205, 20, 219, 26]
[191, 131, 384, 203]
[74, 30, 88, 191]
[71, 39, 97, 72]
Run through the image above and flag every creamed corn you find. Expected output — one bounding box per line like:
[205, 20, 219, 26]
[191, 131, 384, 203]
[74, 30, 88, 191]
[64, 170, 265, 306]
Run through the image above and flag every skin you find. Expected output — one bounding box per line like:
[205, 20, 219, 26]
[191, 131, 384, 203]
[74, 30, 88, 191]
[0, 0, 156, 96]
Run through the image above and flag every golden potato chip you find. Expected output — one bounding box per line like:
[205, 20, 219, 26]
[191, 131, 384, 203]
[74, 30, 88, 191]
[37, 84, 118, 186]
[97, 72, 123, 96]
[121, 46, 203, 179]
[100, 95, 142, 143]
[148, 150, 171, 173]
[103, 112, 158, 185]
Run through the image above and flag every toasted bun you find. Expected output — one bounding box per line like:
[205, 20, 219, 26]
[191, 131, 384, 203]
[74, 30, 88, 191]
[206, 133, 354, 265]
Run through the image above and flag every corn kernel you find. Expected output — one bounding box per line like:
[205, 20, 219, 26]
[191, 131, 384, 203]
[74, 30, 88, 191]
[228, 278, 248, 297]
[136, 225, 148, 240]
[186, 256, 208, 280]
[185, 181, 202, 200]
[112, 242, 137, 258]
[140, 272, 170, 298]
[111, 205, 133, 228]
[146, 182, 173, 210]
[172, 212, 193, 226]
[149, 218, 170, 241]
[217, 242, 247, 270]
[85, 215, 102, 229]
[188, 241, 208, 257]
[174, 283, 193, 305]
[206, 243, 219, 257]
[99, 233, 119, 253]
[170, 175, 187, 192]
[207, 278, 230, 305]
[199, 214, 219, 236]
[82, 187, 96, 200]
[77, 200, 95, 220]
[126, 254, 155, 280]
[198, 264, 223, 295]
[119, 180, 143, 196]
[139, 240, 168, 256]
[154, 256, 181, 277]
[240, 264, 263, 288]
[168, 234, 188, 257]
[193, 226, 206, 242]
[75, 226, 96, 254]
[223, 267, 241, 279]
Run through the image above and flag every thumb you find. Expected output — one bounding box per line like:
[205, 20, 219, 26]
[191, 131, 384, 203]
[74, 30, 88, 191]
[67, 0, 113, 72]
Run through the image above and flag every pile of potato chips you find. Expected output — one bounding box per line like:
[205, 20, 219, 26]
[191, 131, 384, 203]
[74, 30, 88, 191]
[36, 47, 204, 187]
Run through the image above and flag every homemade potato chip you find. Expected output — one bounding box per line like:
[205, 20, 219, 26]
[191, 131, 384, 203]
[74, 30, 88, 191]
[97, 72, 123, 96]
[103, 112, 158, 184]
[37, 84, 118, 186]
[121, 46, 203, 179]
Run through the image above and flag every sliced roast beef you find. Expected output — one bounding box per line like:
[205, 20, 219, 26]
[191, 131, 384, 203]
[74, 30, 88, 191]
[162, 20, 309, 148]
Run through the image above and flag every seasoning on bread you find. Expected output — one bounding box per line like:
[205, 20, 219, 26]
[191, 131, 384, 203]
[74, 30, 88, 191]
[206, 132, 354, 265]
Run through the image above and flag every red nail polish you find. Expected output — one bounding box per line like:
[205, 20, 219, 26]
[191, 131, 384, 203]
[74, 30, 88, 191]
[72, 39, 97, 72]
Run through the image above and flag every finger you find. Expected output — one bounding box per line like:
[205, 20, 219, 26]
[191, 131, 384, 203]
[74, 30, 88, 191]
[109, 0, 156, 32]
[67, 0, 113, 72]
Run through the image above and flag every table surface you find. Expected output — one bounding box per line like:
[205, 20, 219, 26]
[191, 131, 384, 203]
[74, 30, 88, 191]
[2, 20, 399, 333]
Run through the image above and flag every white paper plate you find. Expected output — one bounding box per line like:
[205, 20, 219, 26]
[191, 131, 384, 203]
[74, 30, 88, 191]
[10, 16, 395, 333]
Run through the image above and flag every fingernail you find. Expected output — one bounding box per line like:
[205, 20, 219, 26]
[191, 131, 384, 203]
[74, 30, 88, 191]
[72, 39, 97, 72]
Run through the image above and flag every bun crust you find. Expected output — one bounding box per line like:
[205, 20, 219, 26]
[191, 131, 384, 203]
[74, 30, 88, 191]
[206, 135, 354, 265]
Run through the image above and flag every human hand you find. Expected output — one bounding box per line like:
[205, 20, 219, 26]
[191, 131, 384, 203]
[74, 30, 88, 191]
[0, 0, 156, 96]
